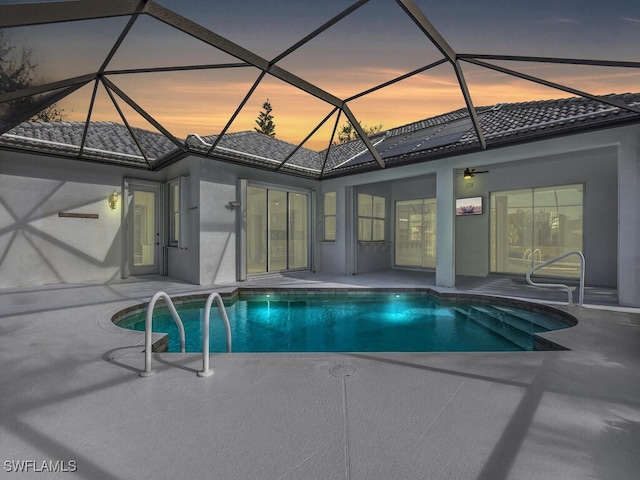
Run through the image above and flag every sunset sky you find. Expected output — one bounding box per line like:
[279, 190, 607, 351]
[5, 0, 640, 150]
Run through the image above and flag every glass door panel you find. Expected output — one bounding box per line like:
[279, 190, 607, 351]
[490, 189, 532, 274]
[247, 186, 267, 274]
[395, 198, 437, 268]
[490, 185, 583, 278]
[422, 198, 437, 268]
[396, 200, 423, 267]
[246, 186, 310, 275]
[268, 190, 288, 272]
[128, 182, 160, 275]
[533, 185, 583, 277]
[288, 193, 308, 270]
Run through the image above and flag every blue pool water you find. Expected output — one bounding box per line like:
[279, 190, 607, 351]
[117, 293, 571, 353]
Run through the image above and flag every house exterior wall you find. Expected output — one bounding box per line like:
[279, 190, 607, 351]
[0, 150, 159, 287]
[197, 158, 319, 285]
[320, 124, 639, 306]
[453, 146, 618, 285]
[163, 157, 201, 285]
[1, 124, 638, 306]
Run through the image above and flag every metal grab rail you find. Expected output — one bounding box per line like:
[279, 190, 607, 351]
[139, 291, 186, 377]
[525, 250, 585, 305]
[139, 291, 232, 378]
[198, 292, 233, 378]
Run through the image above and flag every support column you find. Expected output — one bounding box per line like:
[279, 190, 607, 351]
[436, 166, 455, 287]
[618, 131, 640, 307]
[344, 186, 356, 275]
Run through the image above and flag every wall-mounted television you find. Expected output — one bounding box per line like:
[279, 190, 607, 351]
[456, 196, 483, 216]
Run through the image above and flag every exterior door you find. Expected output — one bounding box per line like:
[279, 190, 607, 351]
[126, 180, 162, 275]
[245, 185, 309, 275]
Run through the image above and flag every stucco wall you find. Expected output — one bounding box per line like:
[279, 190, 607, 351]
[163, 157, 201, 284]
[1, 124, 637, 306]
[319, 126, 637, 299]
[454, 146, 618, 286]
[354, 182, 393, 274]
[197, 159, 319, 285]
[0, 150, 158, 287]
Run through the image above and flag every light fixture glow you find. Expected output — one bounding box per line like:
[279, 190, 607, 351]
[108, 190, 119, 210]
[463, 168, 473, 179]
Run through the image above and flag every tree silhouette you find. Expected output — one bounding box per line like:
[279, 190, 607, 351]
[254, 99, 275, 137]
[0, 30, 68, 123]
[336, 121, 383, 143]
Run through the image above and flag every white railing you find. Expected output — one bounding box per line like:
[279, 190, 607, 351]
[525, 251, 585, 305]
[139, 291, 185, 377]
[139, 291, 232, 378]
[198, 292, 232, 377]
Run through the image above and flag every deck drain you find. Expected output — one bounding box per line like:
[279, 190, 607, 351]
[329, 364, 356, 378]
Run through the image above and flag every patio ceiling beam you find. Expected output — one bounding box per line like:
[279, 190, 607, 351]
[320, 111, 345, 178]
[98, 0, 149, 74]
[270, 0, 371, 64]
[103, 82, 152, 169]
[394, 0, 486, 149]
[394, 0, 456, 63]
[275, 107, 339, 172]
[205, 71, 267, 156]
[79, 79, 100, 158]
[104, 63, 252, 76]
[342, 105, 385, 168]
[144, 1, 344, 108]
[0, 0, 141, 28]
[101, 76, 186, 151]
[463, 58, 640, 115]
[458, 53, 640, 70]
[0, 83, 85, 136]
[452, 60, 487, 149]
[0, 74, 96, 104]
[346, 58, 448, 102]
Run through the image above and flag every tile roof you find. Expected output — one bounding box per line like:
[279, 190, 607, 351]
[1, 121, 179, 167]
[1, 93, 639, 177]
[324, 93, 640, 175]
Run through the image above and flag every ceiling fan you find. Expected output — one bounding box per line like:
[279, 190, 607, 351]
[459, 167, 489, 179]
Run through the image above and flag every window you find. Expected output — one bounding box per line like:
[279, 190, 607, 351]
[168, 179, 180, 246]
[395, 198, 437, 268]
[490, 184, 583, 278]
[323, 192, 336, 241]
[358, 193, 385, 241]
[167, 176, 188, 248]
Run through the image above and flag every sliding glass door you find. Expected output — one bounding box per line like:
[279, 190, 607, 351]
[490, 184, 583, 277]
[247, 185, 309, 275]
[395, 198, 437, 268]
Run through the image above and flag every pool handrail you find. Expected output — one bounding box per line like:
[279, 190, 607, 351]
[198, 292, 233, 377]
[525, 250, 585, 305]
[139, 291, 186, 377]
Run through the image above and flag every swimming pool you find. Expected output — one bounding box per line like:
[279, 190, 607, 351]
[114, 290, 575, 353]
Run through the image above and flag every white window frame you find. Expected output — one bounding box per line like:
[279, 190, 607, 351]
[323, 191, 337, 241]
[358, 193, 386, 242]
[167, 176, 189, 249]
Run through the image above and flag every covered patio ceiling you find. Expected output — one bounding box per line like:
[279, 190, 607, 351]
[1, 0, 639, 178]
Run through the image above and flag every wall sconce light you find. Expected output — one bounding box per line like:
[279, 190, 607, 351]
[108, 190, 119, 210]
[226, 200, 240, 209]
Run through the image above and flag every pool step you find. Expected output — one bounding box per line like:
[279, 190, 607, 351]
[452, 306, 533, 350]
[489, 305, 568, 331]
[472, 305, 547, 335]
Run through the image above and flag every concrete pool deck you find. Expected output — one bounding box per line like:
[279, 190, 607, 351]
[1, 271, 639, 479]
